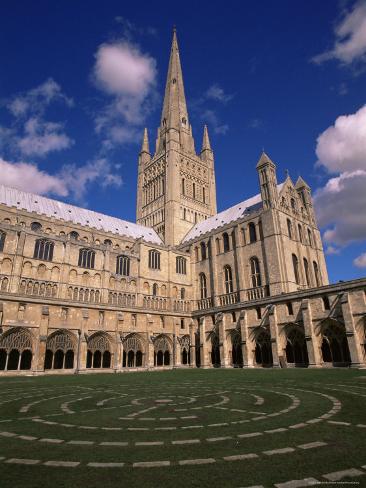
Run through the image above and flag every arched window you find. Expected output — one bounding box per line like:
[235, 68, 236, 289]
[290, 198, 296, 211]
[303, 257, 310, 286]
[322, 296, 330, 310]
[176, 256, 187, 274]
[0, 230, 6, 252]
[223, 233, 230, 252]
[199, 273, 207, 299]
[33, 239, 54, 261]
[292, 254, 300, 285]
[287, 219, 292, 239]
[116, 255, 130, 276]
[148, 250, 161, 270]
[224, 265, 233, 294]
[69, 231, 79, 240]
[313, 261, 320, 287]
[78, 248, 95, 269]
[216, 238, 221, 254]
[307, 228, 313, 246]
[180, 287, 185, 299]
[104, 239, 112, 247]
[152, 283, 158, 296]
[203, 187, 206, 203]
[193, 182, 196, 199]
[298, 224, 303, 243]
[248, 222, 257, 243]
[250, 257, 262, 287]
[182, 178, 185, 195]
[31, 222, 42, 232]
[200, 242, 207, 260]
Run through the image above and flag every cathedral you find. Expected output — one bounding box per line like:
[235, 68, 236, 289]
[0, 30, 365, 374]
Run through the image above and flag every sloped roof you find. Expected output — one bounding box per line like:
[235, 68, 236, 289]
[0, 184, 163, 245]
[181, 183, 284, 244]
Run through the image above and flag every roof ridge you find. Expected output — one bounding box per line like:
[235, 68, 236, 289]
[0, 183, 163, 245]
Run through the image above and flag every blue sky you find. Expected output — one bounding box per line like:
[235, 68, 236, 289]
[1, 0, 366, 283]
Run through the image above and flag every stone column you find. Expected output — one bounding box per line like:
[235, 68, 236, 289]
[239, 310, 253, 367]
[268, 305, 280, 368]
[114, 334, 122, 371]
[301, 299, 321, 367]
[199, 317, 210, 368]
[341, 293, 364, 367]
[79, 334, 87, 370]
[34, 306, 49, 372]
[218, 314, 230, 367]
[189, 321, 196, 367]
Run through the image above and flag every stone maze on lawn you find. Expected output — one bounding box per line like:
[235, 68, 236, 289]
[0, 369, 366, 487]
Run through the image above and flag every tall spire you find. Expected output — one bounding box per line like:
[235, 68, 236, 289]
[140, 128, 150, 154]
[160, 28, 189, 131]
[201, 125, 212, 152]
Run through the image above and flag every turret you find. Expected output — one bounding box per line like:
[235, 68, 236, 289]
[295, 176, 315, 222]
[256, 151, 278, 209]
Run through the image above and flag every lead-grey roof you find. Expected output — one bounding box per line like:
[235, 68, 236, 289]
[0, 184, 163, 245]
[181, 183, 284, 243]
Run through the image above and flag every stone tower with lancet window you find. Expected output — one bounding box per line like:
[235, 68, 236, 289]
[136, 28, 217, 245]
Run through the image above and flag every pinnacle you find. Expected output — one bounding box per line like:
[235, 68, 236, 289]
[256, 150, 275, 168]
[201, 125, 212, 152]
[295, 175, 310, 189]
[140, 128, 150, 154]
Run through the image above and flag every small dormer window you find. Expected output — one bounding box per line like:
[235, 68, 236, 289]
[182, 117, 186, 125]
[172, 78, 176, 84]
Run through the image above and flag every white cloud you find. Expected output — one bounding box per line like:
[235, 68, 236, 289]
[3, 79, 74, 158]
[0, 157, 122, 202]
[201, 109, 229, 135]
[93, 41, 157, 146]
[312, 1, 366, 65]
[7, 78, 73, 117]
[316, 104, 366, 173]
[354, 252, 366, 268]
[17, 117, 73, 157]
[314, 170, 366, 246]
[0, 157, 68, 196]
[205, 84, 233, 103]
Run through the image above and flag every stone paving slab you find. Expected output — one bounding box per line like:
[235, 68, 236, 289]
[39, 438, 64, 444]
[237, 432, 263, 438]
[44, 460, 80, 467]
[263, 447, 295, 456]
[68, 440, 94, 445]
[172, 439, 200, 445]
[5, 458, 40, 465]
[297, 441, 327, 450]
[223, 453, 258, 461]
[135, 441, 164, 446]
[133, 461, 171, 468]
[274, 477, 320, 487]
[179, 458, 216, 465]
[323, 468, 364, 481]
[100, 441, 129, 446]
[88, 462, 125, 468]
[207, 436, 232, 442]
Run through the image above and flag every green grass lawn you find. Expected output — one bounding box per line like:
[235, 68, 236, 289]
[0, 368, 365, 488]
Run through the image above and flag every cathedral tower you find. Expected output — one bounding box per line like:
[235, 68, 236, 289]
[136, 29, 217, 245]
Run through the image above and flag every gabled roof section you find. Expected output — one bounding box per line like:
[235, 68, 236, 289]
[0, 184, 163, 245]
[181, 183, 284, 244]
[295, 176, 310, 189]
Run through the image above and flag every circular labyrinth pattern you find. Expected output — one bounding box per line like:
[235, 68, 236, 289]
[0, 375, 366, 487]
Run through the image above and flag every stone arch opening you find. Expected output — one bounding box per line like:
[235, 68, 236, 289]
[210, 331, 221, 367]
[86, 332, 113, 369]
[123, 334, 145, 368]
[320, 321, 351, 366]
[180, 335, 190, 365]
[254, 329, 273, 367]
[284, 325, 309, 367]
[44, 330, 76, 370]
[231, 330, 243, 367]
[154, 335, 172, 366]
[0, 327, 33, 371]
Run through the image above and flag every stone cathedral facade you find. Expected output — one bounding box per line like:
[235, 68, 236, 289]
[0, 31, 365, 375]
